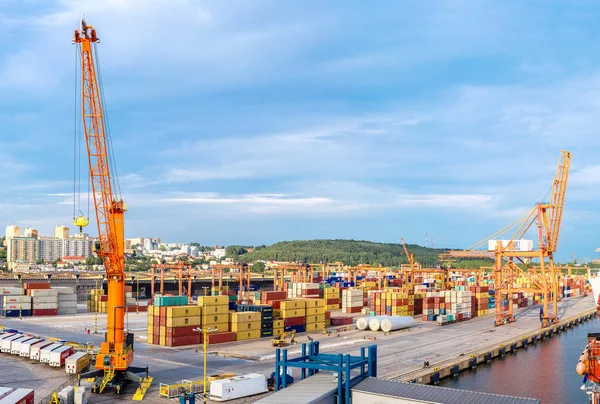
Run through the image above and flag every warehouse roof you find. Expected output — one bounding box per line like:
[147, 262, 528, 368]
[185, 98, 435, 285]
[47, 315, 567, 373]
[352, 378, 541, 404]
[254, 372, 338, 404]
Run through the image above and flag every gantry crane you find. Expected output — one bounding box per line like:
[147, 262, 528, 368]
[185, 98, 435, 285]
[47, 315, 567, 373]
[450, 151, 571, 327]
[401, 237, 415, 290]
[73, 18, 148, 394]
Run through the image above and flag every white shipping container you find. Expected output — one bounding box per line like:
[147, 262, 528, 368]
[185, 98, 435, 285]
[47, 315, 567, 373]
[33, 296, 59, 304]
[487, 239, 534, 252]
[49, 345, 74, 367]
[1, 334, 23, 353]
[30, 289, 59, 297]
[0, 287, 22, 295]
[33, 303, 59, 310]
[58, 294, 78, 302]
[3, 303, 32, 310]
[20, 338, 44, 357]
[30, 341, 54, 360]
[3, 296, 31, 304]
[52, 287, 75, 294]
[0, 389, 34, 404]
[209, 373, 267, 402]
[11, 336, 36, 354]
[58, 301, 78, 308]
[39, 343, 64, 363]
[58, 308, 78, 315]
[0, 387, 13, 400]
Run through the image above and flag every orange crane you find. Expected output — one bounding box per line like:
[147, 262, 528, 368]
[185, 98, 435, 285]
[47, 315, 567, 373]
[401, 237, 415, 290]
[73, 18, 148, 394]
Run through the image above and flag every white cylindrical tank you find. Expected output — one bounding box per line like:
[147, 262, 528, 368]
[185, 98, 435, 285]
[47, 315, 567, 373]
[368, 315, 392, 331]
[380, 316, 415, 333]
[357, 316, 385, 331]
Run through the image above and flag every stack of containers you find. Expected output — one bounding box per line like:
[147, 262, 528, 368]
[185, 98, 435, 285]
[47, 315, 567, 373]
[281, 300, 306, 333]
[31, 288, 58, 316]
[53, 287, 78, 315]
[342, 289, 363, 313]
[87, 289, 107, 313]
[198, 296, 235, 344]
[303, 298, 326, 332]
[148, 295, 200, 346]
[323, 287, 340, 310]
[273, 318, 284, 337]
[413, 293, 424, 315]
[470, 286, 490, 317]
[261, 291, 287, 309]
[230, 311, 261, 341]
[239, 304, 275, 338]
[1, 292, 31, 317]
[287, 283, 320, 298]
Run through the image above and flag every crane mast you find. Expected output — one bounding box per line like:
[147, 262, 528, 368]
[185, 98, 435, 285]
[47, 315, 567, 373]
[74, 18, 132, 374]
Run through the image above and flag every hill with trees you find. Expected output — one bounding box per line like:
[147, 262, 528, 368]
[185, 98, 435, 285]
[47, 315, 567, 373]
[230, 239, 450, 267]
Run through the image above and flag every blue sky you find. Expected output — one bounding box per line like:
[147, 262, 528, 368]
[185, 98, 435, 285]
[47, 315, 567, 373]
[0, 1, 599, 261]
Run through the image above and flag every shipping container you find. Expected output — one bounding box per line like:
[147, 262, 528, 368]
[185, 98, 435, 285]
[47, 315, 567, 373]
[39, 343, 64, 363]
[29, 341, 54, 360]
[19, 338, 44, 357]
[11, 336, 36, 355]
[0, 388, 14, 400]
[209, 373, 267, 402]
[49, 345, 74, 367]
[1, 334, 23, 353]
[0, 388, 34, 404]
[207, 332, 236, 344]
[65, 352, 90, 374]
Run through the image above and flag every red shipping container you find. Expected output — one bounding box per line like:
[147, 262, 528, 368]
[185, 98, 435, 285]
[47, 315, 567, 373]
[344, 307, 362, 313]
[3, 389, 34, 404]
[263, 291, 287, 301]
[159, 317, 166, 327]
[32, 309, 58, 316]
[24, 282, 50, 290]
[325, 311, 331, 319]
[166, 325, 198, 338]
[326, 298, 340, 305]
[98, 295, 108, 302]
[269, 300, 282, 309]
[207, 331, 236, 344]
[125, 285, 133, 293]
[138, 305, 148, 312]
[160, 307, 167, 318]
[284, 317, 305, 327]
[166, 334, 201, 347]
[153, 328, 160, 336]
[330, 317, 353, 326]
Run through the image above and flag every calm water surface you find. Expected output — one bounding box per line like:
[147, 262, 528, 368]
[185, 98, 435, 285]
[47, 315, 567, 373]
[439, 318, 598, 404]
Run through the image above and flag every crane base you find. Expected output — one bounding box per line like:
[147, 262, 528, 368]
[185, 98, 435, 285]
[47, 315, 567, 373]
[80, 366, 149, 395]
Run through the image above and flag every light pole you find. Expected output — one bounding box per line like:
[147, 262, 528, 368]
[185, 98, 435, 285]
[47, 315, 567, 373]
[17, 274, 22, 320]
[193, 325, 217, 403]
[131, 275, 139, 314]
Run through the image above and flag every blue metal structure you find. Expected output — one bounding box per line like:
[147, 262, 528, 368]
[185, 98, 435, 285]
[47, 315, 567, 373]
[273, 341, 377, 404]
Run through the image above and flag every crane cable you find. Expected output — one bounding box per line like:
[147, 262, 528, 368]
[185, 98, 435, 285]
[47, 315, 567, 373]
[73, 43, 91, 225]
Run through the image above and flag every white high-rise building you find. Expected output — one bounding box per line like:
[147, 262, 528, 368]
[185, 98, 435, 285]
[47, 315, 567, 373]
[54, 226, 70, 239]
[5, 225, 20, 239]
[39, 237, 63, 262]
[23, 228, 39, 239]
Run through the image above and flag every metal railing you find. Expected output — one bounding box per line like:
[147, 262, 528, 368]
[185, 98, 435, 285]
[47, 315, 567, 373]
[37, 374, 78, 404]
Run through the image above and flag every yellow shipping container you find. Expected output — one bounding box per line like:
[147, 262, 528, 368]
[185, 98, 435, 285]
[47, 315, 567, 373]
[306, 314, 326, 324]
[153, 306, 161, 316]
[148, 314, 154, 326]
[230, 321, 261, 333]
[273, 328, 284, 337]
[325, 319, 331, 327]
[235, 330, 261, 341]
[326, 304, 339, 311]
[306, 307, 326, 315]
[230, 312, 261, 323]
[305, 322, 325, 332]
[197, 296, 229, 306]
[202, 313, 229, 325]
[166, 317, 201, 327]
[273, 319, 284, 328]
[280, 300, 305, 310]
[273, 309, 281, 317]
[160, 335, 166, 346]
[301, 299, 326, 308]
[160, 326, 166, 336]
[282, 308, 306, 318]
[324, 287, 339, 295]
[167, 306, 201, 318]
[148, 324, 154, 335]
[211, 322, 229, 333]
[201, 305, 228, 316]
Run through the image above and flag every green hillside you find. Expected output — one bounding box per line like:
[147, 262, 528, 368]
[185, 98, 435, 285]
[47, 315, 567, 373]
[231, 239, 449, 268]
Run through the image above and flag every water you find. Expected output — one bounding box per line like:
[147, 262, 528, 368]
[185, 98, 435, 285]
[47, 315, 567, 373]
[439, 319, 598, 404]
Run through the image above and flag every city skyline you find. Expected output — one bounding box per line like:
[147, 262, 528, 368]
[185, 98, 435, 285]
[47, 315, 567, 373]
[1, 2, 599, 261]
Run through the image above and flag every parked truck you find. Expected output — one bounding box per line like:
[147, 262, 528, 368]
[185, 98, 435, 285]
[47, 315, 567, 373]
[1, 334, 23, 353]
[209, 374, 268, 402]
[19, 338, 43, 357]
[65, 352, 90, 374]
[0, 388, 34, 404]
[11, 336, 36, 355]
[49, 345, 74, 367]
[29, 341, 54, 361]
[39, 343, 64, 363]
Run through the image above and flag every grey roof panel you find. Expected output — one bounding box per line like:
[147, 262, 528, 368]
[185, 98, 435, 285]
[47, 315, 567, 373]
[352, 378, 540, 404]
[254, 372, 338, 404]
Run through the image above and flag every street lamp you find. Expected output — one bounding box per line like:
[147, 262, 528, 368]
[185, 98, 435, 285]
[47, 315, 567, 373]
[193, 325, 218, 403]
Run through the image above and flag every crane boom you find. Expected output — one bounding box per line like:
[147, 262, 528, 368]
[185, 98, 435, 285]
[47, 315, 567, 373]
[546, 150, 570, 252]
[74, 18, 131, 373]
